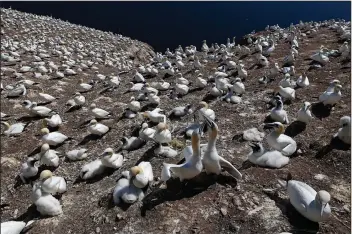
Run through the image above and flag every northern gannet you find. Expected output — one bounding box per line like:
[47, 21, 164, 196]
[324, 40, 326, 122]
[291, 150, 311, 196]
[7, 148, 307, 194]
[264, 122, 297, 156]
[153, 122, 172, 144]
[6, 84, 26, 97]
[87, 119, 109, 136]
[41, 128, 68, 146]
[175, 80, 189, 96]
[176, 73, 189, 85]
[26, 101, 55, 117]
[319, 84, 342, 106]
[232, 77, 245, 95]
[148, 92, 160, 105]
[311, 48, 329, 65]
[89, 103, 111, 119]
[73, 92, 86, 107]
[270, 97, 289, 124]
[168, 104, 193, 118]
[66, 148, 88, 161]
[38, 92, 56, 103]
[1, 220, 34, 234]
[133, 70, 145, 83]
[297, 102, 313, 124]
[196, 101, 215, 121]
[19, 157, 38, 183]
[39, 170, 67, 195]
[143, 83, 159, 95]
[129, 97, 141, 112]
[128, 161, 154, 189]
[248, 142, 289, 168]
[296, 72, 310, 88]
[1, 121, 27, 136]
[31, 182, 63, 216]
[277, 174, 331, 222]
[120, 136, 146, 151]
[325, 79, 340, 93]
[201, 113, 242, 179]
[128, 82, 145, 92]
[221, 86, 242, 104]
[237, 64, 248, 79]
[151, 81, 170, 91]
[142, 109, 166, 124]
[113, 173, 144, 204]
[139, 122, 156, 141]
[210, 83, 223, 97]
[201, 40, 209, 53]
[274, 86, 295, 100]
[279, 74, 295, 88]
[44, 114, 63, 128]
[334, 116, 350, 144]
[100, 148, 123, 169]
[77, 79, 93, 92]
[161, 128, 203, 182]
[80, 159, 106, 180]
[39, 143, 60, 167]
[195, 75, 207, 88]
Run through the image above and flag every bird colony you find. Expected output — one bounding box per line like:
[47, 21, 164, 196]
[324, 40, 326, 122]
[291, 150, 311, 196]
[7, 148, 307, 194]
[1, 8, 351, 234]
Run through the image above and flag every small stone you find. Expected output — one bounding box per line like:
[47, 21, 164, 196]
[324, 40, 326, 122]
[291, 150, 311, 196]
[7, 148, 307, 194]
[239, 113, 246, 117]
[96, 227, 100, 233]
[228, 193, 234, 197]
[220, 207, 228, 216]
[116, 214, 124, 221]
[314, 174, 328, 181]
[343, 205, 350, 213]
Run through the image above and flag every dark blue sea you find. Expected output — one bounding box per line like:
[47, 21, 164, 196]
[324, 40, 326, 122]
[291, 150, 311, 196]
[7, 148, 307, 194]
[1, 1, 351, 52]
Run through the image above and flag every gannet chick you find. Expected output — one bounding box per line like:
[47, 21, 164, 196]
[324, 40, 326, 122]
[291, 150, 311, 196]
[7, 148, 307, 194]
[197, 101, 215, 121]
[296, 73, 309, 88]
[319, 84, 342, 106]
[248, 142, 289, 168]
[80, 159, 106, 180]
[19, 157, 38, 183]
[161, 128, 203, 182]
[129, 97, 141, 112]
[31, 182, 63, 216]
[100, 148, 123, 169]
[133, 70, 145, 83]
[274, 86, 295, 100]
[232, 78, 245, 95]
[277, 174, 331, 222]
[168, 104, 193, 118]
[39, 170, 67, 195]
[270, 97, 289, 124]
[66, 148, 88, 161]
[6, 84, 26, 97]
[264, 122, 297, 156]
[44, 114, 63, 128]
[1, 121, 27, 136]
[142, 110, 166, 124]
[297, 102, 313, 124]
[87, 119, 109, 136]
[334, 116, 351, 144]
[39, 143, 60, 167]
[201, 114, 242, 179]
[38, 92, 56, 103]
[113, 175, 144, 205]
[120, 136, 146, 151]
[41, 128, 68, 146]
[154, 123, 172, 144]
[90, 103, 111, 119]
[129, 162, 154, 188]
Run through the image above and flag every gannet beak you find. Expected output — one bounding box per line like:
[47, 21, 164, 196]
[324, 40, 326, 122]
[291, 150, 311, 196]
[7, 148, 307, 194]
[263, 123, 275, 129]
[248, 142, 257, 148]
[320, 204, 326, 217]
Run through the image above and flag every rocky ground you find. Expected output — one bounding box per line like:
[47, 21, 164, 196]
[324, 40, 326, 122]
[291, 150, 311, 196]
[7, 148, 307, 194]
[1, 8, 351, 234]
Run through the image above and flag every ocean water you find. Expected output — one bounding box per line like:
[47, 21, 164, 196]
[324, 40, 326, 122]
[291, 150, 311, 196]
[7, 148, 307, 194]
[1, 1, 351, 52]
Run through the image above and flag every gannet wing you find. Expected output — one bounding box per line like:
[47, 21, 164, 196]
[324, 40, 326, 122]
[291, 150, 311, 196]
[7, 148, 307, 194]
[281, 143, 297, 156]
[218, 156, 242, 180]
[182, 146, 193, 162]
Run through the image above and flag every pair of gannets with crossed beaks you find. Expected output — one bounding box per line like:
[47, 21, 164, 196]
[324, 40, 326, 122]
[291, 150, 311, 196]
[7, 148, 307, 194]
[264, 122, 297, 156]
[201, 113, 242, 180]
